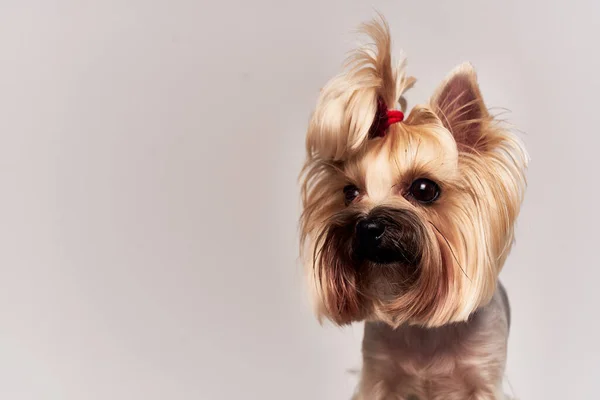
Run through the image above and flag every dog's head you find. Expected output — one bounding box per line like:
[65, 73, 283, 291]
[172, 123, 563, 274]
[299, 19, 527, 327]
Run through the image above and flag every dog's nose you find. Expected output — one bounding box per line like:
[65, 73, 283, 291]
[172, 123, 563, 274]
[356, 218, 386, 246]
[354, 209, 423, 265]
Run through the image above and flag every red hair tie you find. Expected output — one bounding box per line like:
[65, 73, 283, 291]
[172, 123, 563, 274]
[368, 97, 404, 138]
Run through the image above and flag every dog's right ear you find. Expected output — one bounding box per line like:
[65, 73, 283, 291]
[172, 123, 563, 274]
[305, 18, 414, 161]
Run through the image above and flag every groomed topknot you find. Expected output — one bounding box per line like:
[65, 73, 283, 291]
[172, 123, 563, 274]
[305, 17, 415, 161]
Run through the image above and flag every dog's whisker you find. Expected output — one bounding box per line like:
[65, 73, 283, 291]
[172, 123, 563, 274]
[428, 221, 471, 281]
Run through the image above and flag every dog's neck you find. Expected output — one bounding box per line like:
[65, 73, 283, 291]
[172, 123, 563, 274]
[363, 316, 481, 359]
[364, 283, 509, 349]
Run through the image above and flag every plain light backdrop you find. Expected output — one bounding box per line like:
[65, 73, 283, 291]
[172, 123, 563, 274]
[1, 1, 598, 399]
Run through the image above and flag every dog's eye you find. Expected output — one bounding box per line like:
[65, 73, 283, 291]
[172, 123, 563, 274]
[343, 184, 360, 205]
[409, 178, 440, 203]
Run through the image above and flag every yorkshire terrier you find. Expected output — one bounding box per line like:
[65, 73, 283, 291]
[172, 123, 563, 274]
[299, 18, 527, 400]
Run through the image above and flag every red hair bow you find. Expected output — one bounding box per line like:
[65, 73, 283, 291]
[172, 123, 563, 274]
[368, 97, 404, 138]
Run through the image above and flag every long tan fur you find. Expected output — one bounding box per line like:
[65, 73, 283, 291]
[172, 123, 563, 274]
[299, 16, 528, 399]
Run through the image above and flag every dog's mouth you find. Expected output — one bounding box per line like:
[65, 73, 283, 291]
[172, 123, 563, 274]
[355, 236, 422, 266]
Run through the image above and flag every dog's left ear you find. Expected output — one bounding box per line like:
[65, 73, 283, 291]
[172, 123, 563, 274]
[431, 63, 490, 152]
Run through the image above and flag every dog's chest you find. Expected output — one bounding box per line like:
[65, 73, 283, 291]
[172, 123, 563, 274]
[364, 323, 464, 381]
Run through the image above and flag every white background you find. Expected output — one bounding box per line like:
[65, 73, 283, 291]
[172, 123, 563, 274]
[1, 1, 598, 399]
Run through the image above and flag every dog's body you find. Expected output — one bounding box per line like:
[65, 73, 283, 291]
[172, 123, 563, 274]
[299, 18, 527, 400]
[357, 284, 510, 399]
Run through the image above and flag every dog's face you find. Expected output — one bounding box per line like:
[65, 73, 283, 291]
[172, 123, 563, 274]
[300, 21, 527, 327]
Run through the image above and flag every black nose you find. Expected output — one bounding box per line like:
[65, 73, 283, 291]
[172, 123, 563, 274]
[354, 208, 423, 266]
[356, 219, 386, 246]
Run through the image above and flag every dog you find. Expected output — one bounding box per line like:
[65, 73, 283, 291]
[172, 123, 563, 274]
[299, 17, 527, 400]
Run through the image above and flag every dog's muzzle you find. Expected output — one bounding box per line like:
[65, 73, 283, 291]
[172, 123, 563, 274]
[354, 208, 423, 266]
